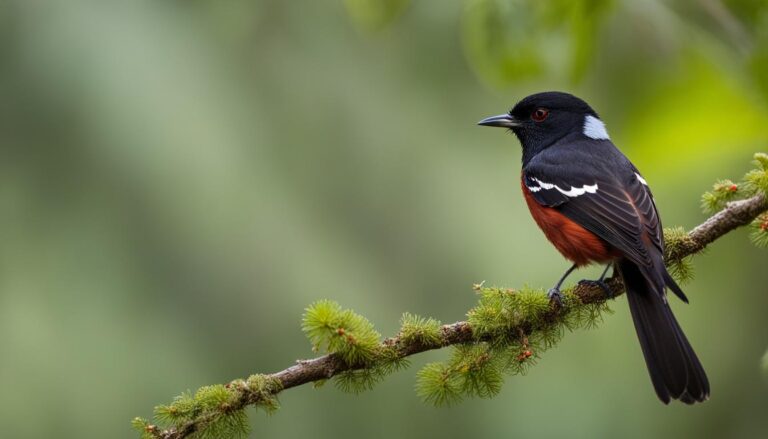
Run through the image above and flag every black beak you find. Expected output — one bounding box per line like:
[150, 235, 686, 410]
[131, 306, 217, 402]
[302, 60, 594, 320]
[477, 113, 520, 128]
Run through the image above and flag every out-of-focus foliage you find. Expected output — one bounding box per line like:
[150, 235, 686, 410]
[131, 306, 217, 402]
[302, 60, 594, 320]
[346, 0, 412, 32]
[462, 0, 614, 86]
[763, 349, 768, 376]
[458, 0, 768, 100]
[2, 0, 768, 438]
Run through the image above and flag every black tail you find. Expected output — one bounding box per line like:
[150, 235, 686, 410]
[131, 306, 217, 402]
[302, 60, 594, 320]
[617, 258, 710, 404]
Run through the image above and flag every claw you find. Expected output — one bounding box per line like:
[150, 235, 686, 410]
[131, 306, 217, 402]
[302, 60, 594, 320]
[578, 279, 614, 299]
[547, 288, 564, 305]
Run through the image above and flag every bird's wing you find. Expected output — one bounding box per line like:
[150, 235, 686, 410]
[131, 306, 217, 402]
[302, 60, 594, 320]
[524, 146, 663, 269]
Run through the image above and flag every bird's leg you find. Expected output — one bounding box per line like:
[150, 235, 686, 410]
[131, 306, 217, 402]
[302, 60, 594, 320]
[577, 263, 615, 299]
[548, 264, 578, 305]
[597, 263, 611, 281]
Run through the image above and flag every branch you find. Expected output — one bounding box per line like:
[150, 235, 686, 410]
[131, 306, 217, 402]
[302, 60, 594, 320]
[668, 192, 767, 260]
[249, 194, 768, 391]
[136, 190, 767, 439]
[137, 151, 768, 438]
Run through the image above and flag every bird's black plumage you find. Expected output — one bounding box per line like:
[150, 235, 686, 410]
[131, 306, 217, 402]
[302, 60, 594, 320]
[479, 91, 709, 404]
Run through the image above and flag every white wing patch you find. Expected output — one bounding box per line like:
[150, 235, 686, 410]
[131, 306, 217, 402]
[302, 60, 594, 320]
[635, 172, 648, 186]
[526, 177, 598, 197]
[556, 183, 599, 197]
[583, 115, 610, 140]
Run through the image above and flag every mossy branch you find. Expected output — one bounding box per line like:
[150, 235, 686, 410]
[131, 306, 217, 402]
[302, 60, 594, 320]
[134, 154, 768, 439]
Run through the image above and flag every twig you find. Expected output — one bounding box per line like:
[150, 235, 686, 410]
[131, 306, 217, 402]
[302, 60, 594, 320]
[151, 192, 768, 439]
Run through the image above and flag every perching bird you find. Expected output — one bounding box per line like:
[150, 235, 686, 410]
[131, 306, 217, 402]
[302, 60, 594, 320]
[478, 91, 709, 404]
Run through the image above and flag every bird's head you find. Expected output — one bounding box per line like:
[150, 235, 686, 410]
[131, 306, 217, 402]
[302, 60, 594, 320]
[479, 91, 609, 163]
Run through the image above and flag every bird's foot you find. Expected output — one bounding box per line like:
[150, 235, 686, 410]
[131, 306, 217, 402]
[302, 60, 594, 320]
[547, 288, 564, 306]
[578, 279, 614, 299]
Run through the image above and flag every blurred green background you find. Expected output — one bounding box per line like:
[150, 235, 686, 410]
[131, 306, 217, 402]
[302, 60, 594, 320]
[1, 0, 768, 438]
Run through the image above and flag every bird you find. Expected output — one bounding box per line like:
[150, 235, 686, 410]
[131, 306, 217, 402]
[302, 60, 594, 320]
[478, 91, 709, 404]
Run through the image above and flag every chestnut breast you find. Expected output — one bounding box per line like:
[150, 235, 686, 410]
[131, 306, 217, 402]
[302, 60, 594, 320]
[520, 178, 619, 266]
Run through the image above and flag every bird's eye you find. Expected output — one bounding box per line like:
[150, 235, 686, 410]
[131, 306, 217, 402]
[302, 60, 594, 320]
[531, 108, 549, 122]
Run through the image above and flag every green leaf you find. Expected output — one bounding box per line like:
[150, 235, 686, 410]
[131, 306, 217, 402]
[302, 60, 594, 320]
[754, 152, 768, 171]
[302, 300, 344, 350]
[416, 362, 463, 407]
[302, 300, 381, 365]
[701, 179, 741, 213]
[334, 368, 383, 394]
[131, 417, 156, 439]
[744, 165, 768, 196]
[667, 257, 695, 284]
[750, 214, 768, 248]
[451, 344, 504, 398]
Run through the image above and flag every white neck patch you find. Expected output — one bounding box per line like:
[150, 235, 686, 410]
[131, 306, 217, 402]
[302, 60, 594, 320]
[583, 115, 610, 140]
